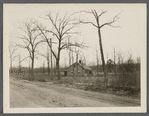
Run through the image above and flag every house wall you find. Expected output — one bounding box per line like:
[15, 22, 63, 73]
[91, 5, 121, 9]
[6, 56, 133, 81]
[66, 63, 92, 76]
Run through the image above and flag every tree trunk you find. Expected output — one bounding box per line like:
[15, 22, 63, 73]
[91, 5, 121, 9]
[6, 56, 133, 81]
[96, 50, 99, 74]
[72, 51, 74, 64]
[56, 58, 60, 80]
[43, 62, 45, 75]
[69, 50, 71, 66]
[31, 56, 34, 80]
[76, 52, 78, 76]
[10, 58, 12, 73]
[114, 48, 117, 76]
[97, 24, 107, 85]
[31, 59, 34, 76]
[48, 60, 50, 75]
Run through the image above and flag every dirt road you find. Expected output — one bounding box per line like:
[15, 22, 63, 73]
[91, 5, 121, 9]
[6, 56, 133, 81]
[10, 78, 140, 108]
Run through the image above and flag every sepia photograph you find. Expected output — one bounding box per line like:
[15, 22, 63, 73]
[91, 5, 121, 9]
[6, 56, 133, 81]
[3, 4, 146, 113]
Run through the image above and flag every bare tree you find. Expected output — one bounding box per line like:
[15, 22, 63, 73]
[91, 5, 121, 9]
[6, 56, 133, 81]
[71, 49, 74, 64]
[117, 52, 125, 74]
[47, 47, 50, 75]
[17, 21, 43, 79]
[113, 48, 117, 76]
[9, 43, 18, 70]
[18, 54, 21, 73]
[136, 57, 140, 64]
[76, 10, 121, 85]
[43, 61, 45, 75]
[126, 53, 135, 73]
[136, 57, 140, 72]
[40, 47, 50, 75]
[36, 12, 83, 80]
[68, 37, 72, 66]
[96, 49, 99, 73]
[127, 53, 133, 64]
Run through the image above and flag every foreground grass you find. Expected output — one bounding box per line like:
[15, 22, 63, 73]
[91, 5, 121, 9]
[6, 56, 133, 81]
[10, 72, 140, 99]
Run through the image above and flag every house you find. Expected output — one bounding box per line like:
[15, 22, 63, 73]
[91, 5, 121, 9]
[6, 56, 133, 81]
[64, 60, 93, 76]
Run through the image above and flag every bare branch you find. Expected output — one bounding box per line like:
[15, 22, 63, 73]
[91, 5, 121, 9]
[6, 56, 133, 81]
[59, 44, 67, 50]
[12, 55, 19, 60]
[91, 10, 97, 18]
[100, 11, 122, 28]
[16, 44, 27, 49]
[43, 29, 59, 39]
[98, 10, 108, 18]
[60, 42, 87, 51]
[47, 13, 61, 39]
[63, 32, 80, 35]
[60, 17, 72, 35]
[33, 40, 45, 51]
[61, 35, 71, 40]
[59, 12, 68, 32]
[32, 33, 43, 45]
[79, 21, 98, 28]
[39, 53, 46, 58]
[55, 11, 59, 24]
[19, 56, 30, 63]
[36, 24, 57, 58]
[62, 25, 76, 36]
[18, 26, 29, 36]
[9, 45, 18, 57]
[72, 10, 92, 15]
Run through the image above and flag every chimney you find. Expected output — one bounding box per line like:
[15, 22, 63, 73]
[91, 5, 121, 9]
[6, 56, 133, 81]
[79, 60, 81, 63]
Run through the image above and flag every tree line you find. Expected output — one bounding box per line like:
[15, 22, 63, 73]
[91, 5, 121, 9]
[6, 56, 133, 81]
[9, 9, 140, 86]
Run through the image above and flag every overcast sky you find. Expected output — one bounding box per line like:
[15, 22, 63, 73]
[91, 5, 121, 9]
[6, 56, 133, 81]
[4, 4, 146, 68]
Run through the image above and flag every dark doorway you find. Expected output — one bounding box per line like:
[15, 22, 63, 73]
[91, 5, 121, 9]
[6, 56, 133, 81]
[64, 71, 67, 76]
[89, 71, 92, 74]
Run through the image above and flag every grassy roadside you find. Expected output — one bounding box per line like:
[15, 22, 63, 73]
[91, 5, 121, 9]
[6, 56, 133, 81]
[10, 72, 140, 99]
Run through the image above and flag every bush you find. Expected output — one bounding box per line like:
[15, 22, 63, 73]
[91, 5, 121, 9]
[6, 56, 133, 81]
[38, 78, 46, 82]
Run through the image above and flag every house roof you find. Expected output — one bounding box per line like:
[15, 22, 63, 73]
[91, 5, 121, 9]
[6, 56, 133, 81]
[65, 62, 92, 71]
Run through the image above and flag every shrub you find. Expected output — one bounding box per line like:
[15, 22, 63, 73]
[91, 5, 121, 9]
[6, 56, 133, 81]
[38, 79, 46, 82]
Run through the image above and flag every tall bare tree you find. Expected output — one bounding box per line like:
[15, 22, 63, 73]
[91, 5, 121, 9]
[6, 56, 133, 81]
[68, 37, 71, 66]
[17, 21, 43, 79]
[114, 48, 117, 76]
[36, 12, 83, 80]
[76, 10, 121, 85]
[9, 43, 18, 70]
